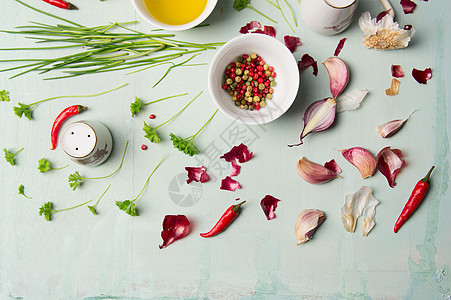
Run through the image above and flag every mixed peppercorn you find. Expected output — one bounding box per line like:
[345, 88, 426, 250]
[222, 53, 276, 111]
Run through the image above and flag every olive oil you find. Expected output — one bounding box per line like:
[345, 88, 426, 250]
[144, 0, 208, 26]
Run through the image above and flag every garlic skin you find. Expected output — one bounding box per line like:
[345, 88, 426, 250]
[297, 157, 340, 184]
[385, 78, 400, 96]
[376, 110, 416, 138]
[341, 186, 379, 236]
[295, 209, 326, 245]
[340, 147, 376, 179]
[336, 89, 369, 113]
[323, 57, 349, 99]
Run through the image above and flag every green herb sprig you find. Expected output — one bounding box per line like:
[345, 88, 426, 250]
[38, 158, 68, 173]
[68, 141, 128, 190]
[87, 184, 111, 215]
[39, 200, 92, 221]
[143, 92, 202, 144]
[233, 0, 277, 23]
[170, 109, 218, 156]
[18, 184, 32, 199]
[130, 93, 187, 117]
[4, 148, 23, 165]
[0, 90, 10, 102]
[13, 83, 128, 120]
[265, 0, 297, 32]
[116, 153, 166, 216]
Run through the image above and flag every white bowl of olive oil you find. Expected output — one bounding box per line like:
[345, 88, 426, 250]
[131, 0, 218, 31]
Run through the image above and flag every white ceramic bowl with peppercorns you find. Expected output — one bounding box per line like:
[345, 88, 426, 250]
[208, 33, 300, 125]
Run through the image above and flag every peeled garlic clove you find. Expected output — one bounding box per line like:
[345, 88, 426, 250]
[377, 147, 405, 188]
[339, 147, 376, 179]
[297, 157, 340, 184]
[323, 57, 350, 99]
[376, 110, 416, 138]
[362, 194, 380, 237]
[295, 209, 326, 245]
[341, 186, 373, 233]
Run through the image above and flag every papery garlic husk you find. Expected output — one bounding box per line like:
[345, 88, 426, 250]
[339, 147, 376, 179]
[341, 186, 379, 234]
[385, 78, 400, 96]
[376, 110, 416, 138]
[289, 98, 336, 147]
[336, 89, 369, 113]
[297, 157, 340, 184]
[295, 209, 326, 245]
[323, 57, 349, 99]
[377, 147, 405, 188]
[361, 194, 380, 237]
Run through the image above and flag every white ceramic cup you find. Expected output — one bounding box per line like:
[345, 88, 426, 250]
[131, 0, 218, 31]
[300, 0, 359, 35]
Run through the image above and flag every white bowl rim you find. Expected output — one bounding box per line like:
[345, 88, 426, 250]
[208, 33, 300, 125]
[131, 0, 218, 31]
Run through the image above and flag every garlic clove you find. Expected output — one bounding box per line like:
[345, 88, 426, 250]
[323, 57, 350, 99]
[295, 209, 326, 245]
[336, 89, 369, 113]
[385, 78, 400, 96]
[376, 147, 405, 188]
[362, 194, 380, 237]
[339, 147, 376, 179]
[376, 110, 416, 138]
[341, 186, 373, 233]
[297, 157, 340, 184]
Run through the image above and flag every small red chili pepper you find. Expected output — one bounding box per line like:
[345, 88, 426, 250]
[51, 105, 87, 150]
[394, 166, 435, 233]
[200, 201, 245, 238]
[42, 0, 78, 10]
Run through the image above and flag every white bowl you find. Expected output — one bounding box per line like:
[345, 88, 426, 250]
[131, 0, 218, 31]
[208, 34, 300, 125]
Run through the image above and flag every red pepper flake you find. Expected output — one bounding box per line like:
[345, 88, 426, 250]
[185, 166, 209, 184]
[400, 0, 417, 14]
[239, 21, 262, 34]
[334, 38, 347, 56]
[149, 114, 156, 119]
[412, 68, 432, 84]
[391, 65, 404, 78]
[141, 144, 148, 150]
[220, 176, 241, 191]
[298, 54, 318, 76]
[284, 35, 302, 53]
[260, 195, 280, 220]
[159, 215, 191, 249]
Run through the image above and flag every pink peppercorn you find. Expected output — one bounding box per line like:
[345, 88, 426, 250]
[141, 144, 148, 150]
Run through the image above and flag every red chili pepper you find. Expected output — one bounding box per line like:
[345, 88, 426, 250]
[394, 166, 435, 233]
[200, 201, 245, 238]
[42, 0, 78, 10]
[51, 105, 87, 150]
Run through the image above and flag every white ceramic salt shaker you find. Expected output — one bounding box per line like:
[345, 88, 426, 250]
[61, 120, 113, 166]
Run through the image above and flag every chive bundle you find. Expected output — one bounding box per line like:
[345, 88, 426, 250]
[0, 0, 223, 81]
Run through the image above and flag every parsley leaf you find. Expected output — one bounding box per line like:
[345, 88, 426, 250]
[130, 97, 142, 117]
[116, 154, 166, 217]
[233, 0, 277, 23]
[18, 184, 32, 199]
[13, 103, 32, 120]
[0, 90, 10, 102]
[87, 184, 111, 215]
[169, 109, 217, 156]
[143, 121, 161, 143]
[4, 148, 23, 166]
[38, 158, 68, 173]
[39, 199, 92, 221]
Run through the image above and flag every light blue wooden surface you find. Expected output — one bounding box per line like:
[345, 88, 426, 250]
[0, 0, 450, 299]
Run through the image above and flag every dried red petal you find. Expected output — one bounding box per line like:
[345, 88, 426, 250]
[239, 21, 262, 34]
[185, 166, 209, 184]
[391, 65, 404, 78]
[412, 68, 432, 84]
[298, 54, 318, 76]
[324, 159, 342, 174]
[159, 215, 191, 249]
[334, 38, 346, 56]
[376, 147, 405, 188]
[376, 10, 391, 22]
[284, 35, 302, 53]
[263, 26, 276, 37]
[220, 176, 241, 191]
[230, 160, 241, 177]
[400, 0, 417, 14]
[260, 195, 281, 220]
[220, 143, 253, 163]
